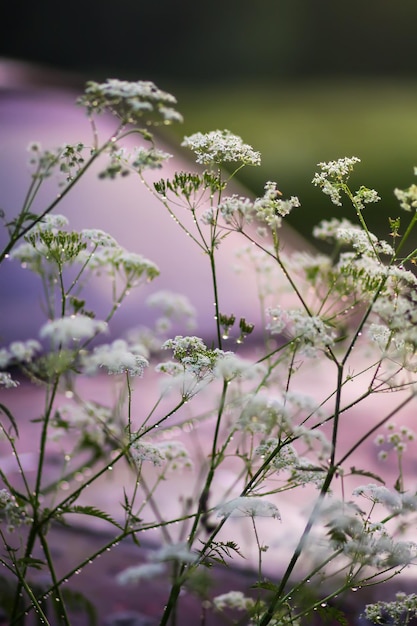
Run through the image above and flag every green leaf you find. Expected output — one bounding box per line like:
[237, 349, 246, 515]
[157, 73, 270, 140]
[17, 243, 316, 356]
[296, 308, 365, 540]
[349, 467, 385, 484]
[59, 505, 122, 529]
[16, 556, 46, 570]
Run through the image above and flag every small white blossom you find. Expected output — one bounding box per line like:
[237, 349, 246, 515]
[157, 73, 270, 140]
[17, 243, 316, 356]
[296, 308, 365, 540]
[116, 562, 165, 585]
[213, 353, 264, 382]
[39, 316, 108, 345]
[156, 440, 193, 471]
[213, 591, 255, 612]
[218, 194, 255, 228]
[181, 129, 261, 166]
[81, 229, 119, 248]
[352, 186, 381, 209]
[78, 79, 182, 126]
[394, 183, 417, 211]
[352, 484, 402, 511]
[312, 157, 361, 206]
[8, 340, 41, 363]
[0, 489, 31, 531]
[313, 217, 357, 241]
[255, 182, 300, 228]
[216, 496, 281, 520]
[32, 214, 69, 233]
[151, 542, 197, 564]
[82, 340, 148, 376]
[267, 307, 335, 356]
[130, 439, 166, 467]
[364, 592, 417, 625]
[146, 291, 196, 329]
[237, 394, 290, 435]
[0, 349, 10, 369]
[0, 372, 19, 388]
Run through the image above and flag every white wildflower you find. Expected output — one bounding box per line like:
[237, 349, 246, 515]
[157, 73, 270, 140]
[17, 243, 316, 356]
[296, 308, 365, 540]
[218, 194, 255, 228]
[116, 562, 165, 585]
[352, 186, 381, 209]
[394, 183, 417, 212]
[156, 441, 193, 471]
[313, 217, 357, 241]
[237, 394, 290, 435]
[130, 439, 166, 467]
[255, 182, 300, 228]
[213, 353, 264, 382]
[312, 157, 361, 206]
[151, 542, 197, 564]
[0, 349, 10, 369]
[81, 229, 119, 248]
[146, 291, 196, 328]
[216, 496, 281, 520]
[368, 323, 391, 350]
[289, 458, 326, 489]
[335, 227, 394, 256]
[364, 592, 417, 625]
[39, 316, 108, 345]
[32, 214, 69, 233]
[267, 307, 335, 356]
[213, 590, 255, 612]
[82, 339, 148, 376]
[8, 340, 41, 363]
[78, 79, 182, 126]
[353, 484, 402, 511]
[0, 372, 19, 388]
[181, 129, 261, 166]
[255, 439, 299, 472]
[0, 489, 31, 531]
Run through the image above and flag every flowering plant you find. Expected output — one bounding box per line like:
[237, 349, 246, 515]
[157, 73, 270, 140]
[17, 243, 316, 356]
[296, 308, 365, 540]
[1, 78, 417, 625]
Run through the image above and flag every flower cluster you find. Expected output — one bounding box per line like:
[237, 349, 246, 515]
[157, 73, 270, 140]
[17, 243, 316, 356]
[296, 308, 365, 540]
[267, 306, 335, 356]
[98, 146, 172, 179]
[181, 129, 261, 166]
[77, 79, 183, 126]
[39, 316, 108, 346]
[146, 290, 197, 331]
[77, 245, 160, 285]
[216, 496, 281, 519]
[160, 336, 231, 381]
[364, 592, 417, 625]
[394, 183, 417, 212]
[0, 489, 31, 532]
[312, 157, 361, 206]
[130, 437, 192, 471]
[213, 590, 255, 612]
[218, 182, 299, 231]
[82, 339, 149, 376]
[0, 339, 41, 369]
[374, 423, 416, 461]
[255, 182, 300, 229]
[324, 498, 417, 569]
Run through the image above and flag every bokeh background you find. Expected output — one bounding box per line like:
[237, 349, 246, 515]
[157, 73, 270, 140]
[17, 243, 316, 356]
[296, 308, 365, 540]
[2, 0, 417, 241]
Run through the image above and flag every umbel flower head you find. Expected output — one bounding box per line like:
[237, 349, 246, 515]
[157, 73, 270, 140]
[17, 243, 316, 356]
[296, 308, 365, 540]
[77, 79, 183, 126]
[181, 129, 261, 166]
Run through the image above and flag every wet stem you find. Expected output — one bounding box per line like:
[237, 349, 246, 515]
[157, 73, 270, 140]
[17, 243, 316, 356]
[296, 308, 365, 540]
[158, 379, 229, 626]
[11, 375, 61, 623]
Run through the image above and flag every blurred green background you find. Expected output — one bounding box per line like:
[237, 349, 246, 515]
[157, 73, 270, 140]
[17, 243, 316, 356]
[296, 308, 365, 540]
[3, 0, 417, 242]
